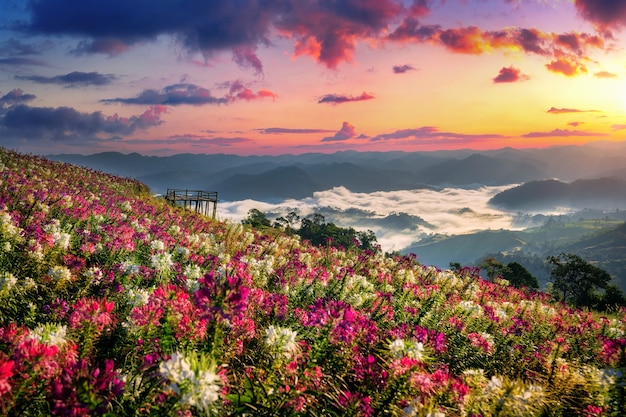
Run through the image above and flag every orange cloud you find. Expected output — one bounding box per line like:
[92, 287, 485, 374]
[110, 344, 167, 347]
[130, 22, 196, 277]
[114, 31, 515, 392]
[545, 57, 587, 77]
[388, 20, 605, 77]
[594, 71, 618, 78]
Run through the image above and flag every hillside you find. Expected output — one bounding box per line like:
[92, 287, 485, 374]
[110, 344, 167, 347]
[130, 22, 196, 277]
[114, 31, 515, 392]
[402, 216, 626, 291]
[489, 177, 626, 211]
[2, 147, 625, 416]
[403, 230, 527, 269]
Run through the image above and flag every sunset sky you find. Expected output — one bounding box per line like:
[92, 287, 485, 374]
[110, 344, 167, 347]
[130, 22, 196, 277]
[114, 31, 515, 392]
[1, 0, 626, 156]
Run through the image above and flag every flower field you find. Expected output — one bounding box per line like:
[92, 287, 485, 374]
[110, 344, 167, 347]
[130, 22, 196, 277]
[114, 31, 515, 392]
[0, 147, 625, 416]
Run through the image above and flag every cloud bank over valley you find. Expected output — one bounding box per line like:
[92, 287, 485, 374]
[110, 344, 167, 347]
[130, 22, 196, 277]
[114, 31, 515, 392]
[217, 185, 520, 252]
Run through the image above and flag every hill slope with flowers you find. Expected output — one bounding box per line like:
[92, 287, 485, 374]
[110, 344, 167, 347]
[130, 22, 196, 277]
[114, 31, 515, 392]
[1, 147, 625, 416]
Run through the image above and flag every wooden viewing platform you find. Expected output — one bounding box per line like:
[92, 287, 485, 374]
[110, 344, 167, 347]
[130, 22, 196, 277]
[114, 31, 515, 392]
[165, 189, 218, 218]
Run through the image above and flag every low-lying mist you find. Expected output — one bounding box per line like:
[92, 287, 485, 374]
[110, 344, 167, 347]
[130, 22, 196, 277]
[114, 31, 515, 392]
[216, 185, 523, 252]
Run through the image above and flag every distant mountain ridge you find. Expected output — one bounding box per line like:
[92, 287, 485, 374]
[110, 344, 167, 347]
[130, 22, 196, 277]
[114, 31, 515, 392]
[48, 143, 626, 200]
[488, 177, 626, 211]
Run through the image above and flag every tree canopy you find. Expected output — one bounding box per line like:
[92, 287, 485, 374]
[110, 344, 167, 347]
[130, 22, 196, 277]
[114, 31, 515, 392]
[547, 253, 613, 309]
[243, 209, 379, 252]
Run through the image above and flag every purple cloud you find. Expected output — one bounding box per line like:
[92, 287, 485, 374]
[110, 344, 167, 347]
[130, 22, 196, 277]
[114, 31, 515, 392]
[547, 107, 599, 114]
[0, 104, 167, 141]
[103, 82, 278, 106]
[493, 66, 529, 83]
[0, 57, 47, 66]
[371, 126, 505, 143]
[522, 128, 606, 138]
[393, 64, 417, 74]
[321, 121, 358, 142]
[0, 89, 37, 108]
[574, 0, 626, 30]
[260, 127, 334, 134]
[16, 71, 117, 87]
[318, 92, 375, 104]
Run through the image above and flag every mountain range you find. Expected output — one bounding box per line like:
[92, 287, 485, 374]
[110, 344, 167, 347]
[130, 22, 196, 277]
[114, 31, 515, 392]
[488, 177, 626, 211]
[49, 142, 626, 201]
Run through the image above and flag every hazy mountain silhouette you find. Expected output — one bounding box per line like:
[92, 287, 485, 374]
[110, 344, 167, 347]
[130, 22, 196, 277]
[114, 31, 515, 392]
[489, 178, 626, 211]
[301, 162, 427, 192]
[414, 153, 546, 186]
[211, 166, 325, 201]
[48, 143, 626, 201]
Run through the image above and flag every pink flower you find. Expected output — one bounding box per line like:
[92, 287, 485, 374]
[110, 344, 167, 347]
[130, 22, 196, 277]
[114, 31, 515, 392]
[0, 355, 14, 396]
[467, 332, 494, 354]
[51, 359, 124, 416]
[583, 404, 606, 417]
[68, 297, 116, 334]
[130, 284, 207, 342]
[337, 391, 374, 417]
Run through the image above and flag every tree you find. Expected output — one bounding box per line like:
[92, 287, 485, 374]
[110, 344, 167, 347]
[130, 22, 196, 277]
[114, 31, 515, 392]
[597, 284, 626, 311]
[273, 211, 300, 235]
[502, 261, 539, 290]
[479, 257, 507, 281]
[547, 253, 612, 308]
[242, 208, 271, 228]
[298, 214, 379, 252]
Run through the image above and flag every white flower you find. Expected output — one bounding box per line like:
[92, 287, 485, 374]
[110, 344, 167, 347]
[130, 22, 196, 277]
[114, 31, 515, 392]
[151, 252, 173, 271]
[0, 272, 17, 292]
[175, 245, 189, 257]
[159, 351, 222, 413]
[48, 266, 72, 282]
[189, 369, 221, 411]
[150, 240, 165, 251]
[83, 267, 103, 283]
[28, 324, 68, 347]
[159, 352, 194, 390]
[127, 287, 152, 306]
[389, 338, 425, 360]
[458, 300, 482, 315]
[265, 325, 298, 359]
[406, 341, 425, 361]
[389, 339, 406, 358]
[183, 264, 203, 280]
[0, 211, 21, 237]
[485, 375, 503, 397]
[121, 261, 140, 275]
[52, 231, 71, 250]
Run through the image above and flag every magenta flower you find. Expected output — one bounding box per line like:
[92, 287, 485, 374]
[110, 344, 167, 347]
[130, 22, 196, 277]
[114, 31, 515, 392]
[68, 298, 116, 334]
[50, 359, 124, 416]
[0, 354, 14, 396]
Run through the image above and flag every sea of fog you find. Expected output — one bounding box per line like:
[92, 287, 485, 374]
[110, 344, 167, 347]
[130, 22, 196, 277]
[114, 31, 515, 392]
[215, 185, 540, 252]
